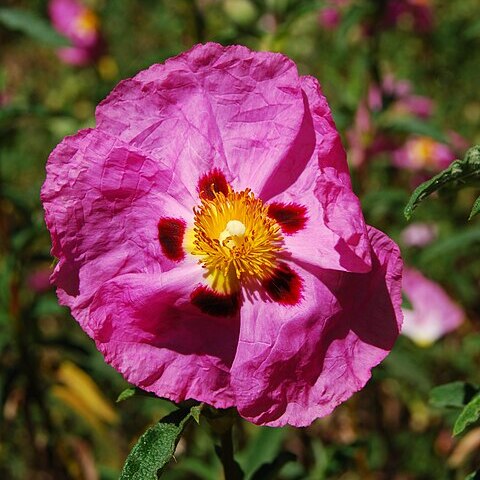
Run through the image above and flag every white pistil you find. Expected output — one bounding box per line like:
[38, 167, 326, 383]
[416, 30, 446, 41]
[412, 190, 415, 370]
[219, 219, 246, 248]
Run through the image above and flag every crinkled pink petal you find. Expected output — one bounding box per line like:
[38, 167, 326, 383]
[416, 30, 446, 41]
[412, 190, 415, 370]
[270, 169, 371, 272]
[89, 266, 238, 408]
[95, 43, 306, 198]
[41, 128, 193, 333]
[401, 267, 464, 345]
[231, 226, 403, 426]
[262, 74, 372, 272]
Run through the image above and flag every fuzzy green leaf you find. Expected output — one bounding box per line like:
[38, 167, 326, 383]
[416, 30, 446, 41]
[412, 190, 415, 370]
[0, 8, 70, 46]
[453, 393, 480, 436]
[469, 196, 480, 220]
[404, 145, 480, 220]
[116, 388, 137, 403]
[120, 406, 195, 479]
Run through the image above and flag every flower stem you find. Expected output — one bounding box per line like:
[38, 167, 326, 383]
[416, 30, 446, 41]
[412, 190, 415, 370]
[217, 425, 243, 480]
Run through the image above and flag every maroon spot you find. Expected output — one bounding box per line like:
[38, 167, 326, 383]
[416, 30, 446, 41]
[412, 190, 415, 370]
[267, 202, 308, 234]
[198, 169, 230, 200]
[158, 217, 186, 261]
[191, 286, 240, 317]
[262, 262, 302, 305]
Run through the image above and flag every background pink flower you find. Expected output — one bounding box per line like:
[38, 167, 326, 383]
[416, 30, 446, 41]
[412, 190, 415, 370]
[49, 0, 104, 66]
[41, 43, 403, 427]
[383, 0, 434, 33]
[393, 136, 456, 171]
[400, 222, 438, 247]
[401, 268, 464, 346]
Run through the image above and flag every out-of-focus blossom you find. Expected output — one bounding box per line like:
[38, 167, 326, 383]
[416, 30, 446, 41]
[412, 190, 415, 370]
[393, 136, 456, 171]
[370, 75, 434, 119]
[383, 0, 434, 33]
[402, 268, 464, 346]
[0, 92, 11, 108]
[346, 100, 396, 167]
[318, 7, 342, 30]
[27, 267, 53, 293]
[42, 43, 403, 427]
[318, 0, 351, 30]
[347, 75, 434, 167]
[400, 222, 438, 248]
[49, 0, 104, 66]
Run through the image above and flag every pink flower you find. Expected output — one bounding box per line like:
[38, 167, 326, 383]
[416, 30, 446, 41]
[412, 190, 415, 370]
[318, 7, 342, 30]
[383, 0, 434, 33]
[369, 76, 434, 119]
[49, 0, 104, 66]
[393, 136, 456, 171]
[346, 99, 397, 167]
[400, 222, 438, 248]
[41, 43, 403, 427]
[27, 267, 53, 293]
[402, 268, 464, 346]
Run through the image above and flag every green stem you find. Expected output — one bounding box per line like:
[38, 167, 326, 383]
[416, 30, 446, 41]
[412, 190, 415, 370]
[218, 425, 243, 480]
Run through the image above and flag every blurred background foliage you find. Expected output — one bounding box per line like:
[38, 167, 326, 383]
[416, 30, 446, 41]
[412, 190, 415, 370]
[1, 0, 480, 479]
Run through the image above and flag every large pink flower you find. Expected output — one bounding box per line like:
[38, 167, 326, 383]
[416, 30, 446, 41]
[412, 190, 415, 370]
[41, 43, 403, 427]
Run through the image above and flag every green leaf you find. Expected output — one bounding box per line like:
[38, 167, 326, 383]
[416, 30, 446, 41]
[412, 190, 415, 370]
[430, 382, 480, 409]
[116, 388, 137, 403]
[237, 426, 287, 477]
[404, 145, 480, 220]
[120, 406, 195, 479]
[250, 451, 296, 480]
[190, 404, 203, 424]
[419, 226, 480, 265]
[383, 117, 446, 143]
[469, 196, 480, 220]
[0, 8, 70, 46]
[465, 471, 480, 480]
[453, 393, 480, 436]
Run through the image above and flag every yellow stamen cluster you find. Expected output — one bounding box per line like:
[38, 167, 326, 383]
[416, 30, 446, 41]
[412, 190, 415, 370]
[191, 188, 283, 285]
[76, 10, 100, 35]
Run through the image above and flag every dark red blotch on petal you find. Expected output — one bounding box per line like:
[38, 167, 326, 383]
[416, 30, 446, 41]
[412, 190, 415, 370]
[158, 217, 186, 261]
[191, 286, 240, 317]
[267, 202, 308, 234]
[198, 169, 230, 200]
[262, 262, 302, 305]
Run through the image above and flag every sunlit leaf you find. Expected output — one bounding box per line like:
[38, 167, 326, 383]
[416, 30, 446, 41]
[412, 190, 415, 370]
[57, 361, 118, 425]
[120, 406, 196, 480]
[404, 145, 480, 220]
[454, 393, 480, 436]
[0, 8, 70, 46]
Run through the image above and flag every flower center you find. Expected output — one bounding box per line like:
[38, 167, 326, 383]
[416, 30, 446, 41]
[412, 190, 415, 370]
[191, 188, 283, 284]
[76, 10, 100, 36]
